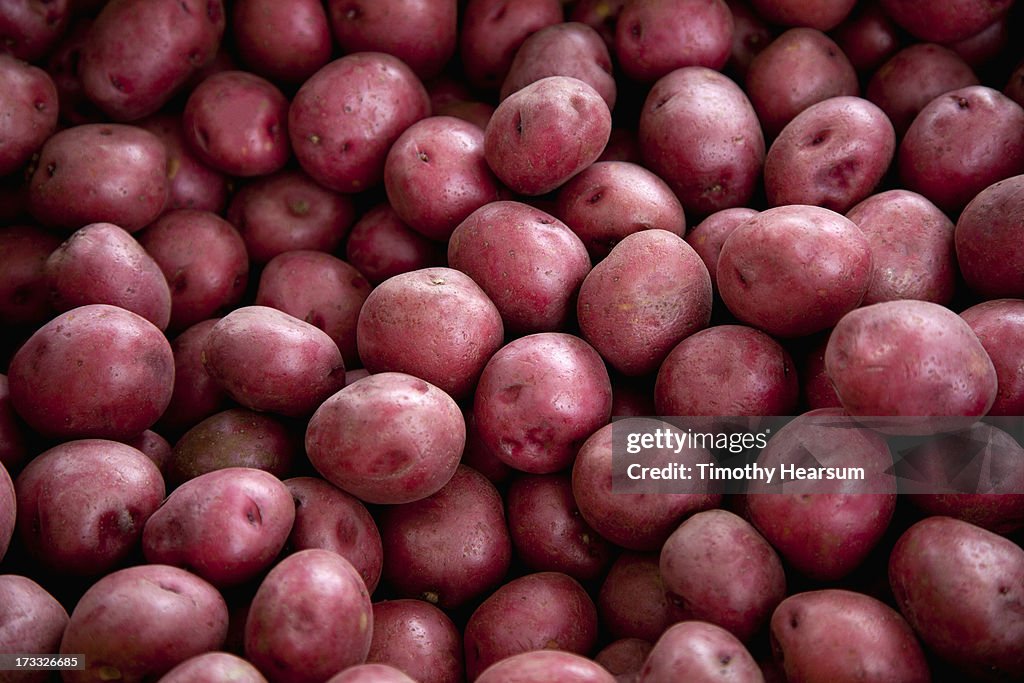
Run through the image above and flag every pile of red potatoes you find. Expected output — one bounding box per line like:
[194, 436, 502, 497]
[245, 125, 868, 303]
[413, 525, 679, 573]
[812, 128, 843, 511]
[1, 0, 1024, 681]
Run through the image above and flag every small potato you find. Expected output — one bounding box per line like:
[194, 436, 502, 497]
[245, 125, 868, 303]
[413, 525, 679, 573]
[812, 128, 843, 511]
[138, 112, 229, 213]
[770, 590, 930, 683]
[463, 572, 599, 680]
[764, 96, 895, 214]
[880, 0, 1014, 43]
[232, 0, 332, 85]
[598, 553, 676, 643]
[0, 54, 59, 176]
[749, 0, 855, 31]
[639, 621, 763, 682]
[305, 372, 465, 505]
[344, 203, 446, 286]
[0, 575, 69, 683]
[0, 225, 62, 328]
[366, 599, 462, 683]
[157, 319, 228, 436]
[327, 665, 416, 683]
[476, 650, 616, 683]
[955, 174, 1024, 299]
[831, 3, 900, 74]
[485, 76, 611, 196]
[459, 0, 564, 91]
[156, 652, 267, 683]
[202, 306, 346, 417]
[569, 0, 626, 50]
[960, 298, 1024, 416]
[28, 123, 169, 233]
[595, 639, 653, 682]
[245, 549, 373, 683]
[889, 516, 1024, 679]
[0, 0, 71, 62]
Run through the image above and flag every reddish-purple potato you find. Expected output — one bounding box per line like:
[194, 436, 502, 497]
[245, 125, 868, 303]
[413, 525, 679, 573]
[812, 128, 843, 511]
[0, 575, 69, 683]
[460, 407, 514, 485]
[879, 0, 1015, 43]
[44, 18, 103, 126]
[830, 2, 900, 74]
[326, 665, 416, 683]
[366, 599, 463, 683]
[1005, 61, 1024, 108]
[459, 0, 564, 91]
[598, 553, 676, 643]
[955, 174, 1024, 299]
[0, 0, 71, 62]
[0, 461, 13, 563]
[684, 208, 758, 290]
[960, 298, 1024, 416]
[799, 333, 842, 410]
[232, 0, 332, 84]
[138, 112, 229, 213]
[344, 203, 446, 286]
[570, 0, 627, 50]
[156, 652, 268, 683]
[638, 621, 763, 682]
[750, 0, 855, 30]
[596, 638, 653, 683]
[0, 54, 59, 176]
[122, 429, 173, 474]
[950, 17, 1009, 68]
[0, 225, 62, 327]
[0, 375, 28, 472]
[476, 651, 617, 683]
[157, 318, 228, 436]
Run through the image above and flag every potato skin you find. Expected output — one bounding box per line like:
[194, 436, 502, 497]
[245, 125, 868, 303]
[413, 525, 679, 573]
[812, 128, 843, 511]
[459, 0, 564, 91]
[955, 174, 1024, 299]
[889, 516, 1024, 680]
[638, 621, 763, 682]
[157, 319, 228, 436]
[0, 54, 59, 177]
[749, 0, 855, 31]
[0, 225, 62, 328]
[0, 461, 15, 563]
[598, 553, 676, 643]
[880, 0, 1015, 44]
[366, 599, 463, 683]
[327, 665, 416, 683]
[155, 652, 268, 683]
[0, 575, 69, 683]
[770, 590, 930, 683]
[232, 0, 332, 85]
[0, 0, 71, 63]
[137, 112, 229, 213]
[345, 203, 446, 286]
[960, 298, 1024, 416]
[684, 208, 757, 290]
[475, 650, 616, 683]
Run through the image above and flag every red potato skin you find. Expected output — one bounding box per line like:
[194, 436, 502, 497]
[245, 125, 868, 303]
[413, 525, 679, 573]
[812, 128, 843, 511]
[377, 465, 512, 610]
[8, 304, 174, 440]
[749, 0, 856, 31]
[0, 225, 63, 328]
[0, 0, 71, 62]
[955, 174, 1024, 299]
[285, 476, 384, 594]
[28, 123, 169, 233]
[289, 53, 431, 193]
[598, 553, 676, 643]
[366, 599, 463, 683]
[638, 621, 763, 682]
[232, 0, 332, 85]
[459, 0, 565, 91]
[0, 375, 29, 472]
[344, 203, 446, 286]
[463, 572, 599, 681]
[0, 54, 59, 177]
[157, 318, 228, 436]
[638, 66, 765, 216]
[245, 549, 374, 683]
[0, 575, 69, 683]
[570, 0, 627, 51]
[880, 0, 1015, 44]
[684, 208, 758, 290]
[122, 429, 173, 474]
[45, 18, 104, 126]
[475, 651, 617, 683]
[138, 113, 229, 214]
[327, 665, 416, 683]
[724, 0, 774, 80]
[595, 638, 653, 682]
[155, 652, 268, 683]
[59, 564, 230, 683]
[79, 0, 226, 121]
[770, 590, 930, 683]
[960, 299, 1024, 416]
[889, 517, 1024, 680]
[830, 2, 901, 74]
[0, 461, 14, 562]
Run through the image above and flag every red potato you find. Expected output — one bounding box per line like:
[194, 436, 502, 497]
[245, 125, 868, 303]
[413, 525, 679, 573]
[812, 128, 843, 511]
[384, 116, 502, 242]
[344, 203, 446, 286]
[949, 17, 1009, 68]
[14, 439, 165, 577]
[577, 229, 712, 376]
[570, 0, 626, 50]
[122, 429, 172, 474]
[880, 0, 1015, 44]
[615, 0, 734, 82]
[28, 123, 169, 233]
[43, 222, 172, 330]
[475, 651, 617, 683]
[461, 407, 514, 485]
[716, 205, 873, 338]
[356, 267, 504, 401]
[0, 54, 59, 177]
[434, 98, 495, 131]
[955, 174, 1024, 299]
[769, 590, 930, 683]
[45, 19, 104, 126]
[1005, 61, 1024, 107]
[744, 28, 859, 139]
[157, 318, 228, 436]
[830, 2, 900, 74]
[764, 96, 896, 214]
[366, 599, 463, 683]
[232, 0, 332, 85]
[0, 461, 13, 563]
[182, 70, 290, 177]
[78, 0, 226, 121]
[327, 665, 416, 683]
[724, 0, 774, 80]
[799, 333, 842, 410]
[138, 112, 229, 213]
[684, 208, 757, 290]
[285, 476, 383, 594]
[0, 0, 71, 62]
[502, 22, 616, 110]
[378, 465, 512, 610]
[306, 372, 465, 505]
[59, 564, 229, 683]
[749, 0, 855, 30]
[0, 375, 29, 472]
[960, 299, 1024, 416]
[595, 639, 653, 683]
[0, 575, 69, 683]
[463, 572, 599, 681]
[289, 52, 431, 193]
[660, 509, 786, 643]
[638, 66, 765, 215]
[889, 516, 1024, 680]
[474, 333, 611, 474]
[8, 304, 174, 440]
[898, 86, 1024, 215]
[245, 549, 374, 683]
[598, 553, 676, 643]
[156, 652, 268, 683]
[459, 0, 565, 91]
[0, 225, 62, 328]
[638, 621, 763, 682]
[556, 161, 686, 261]
[845, 189, 957, 306]
[255, 250, 371, 369]
[485, 75, 612, 196]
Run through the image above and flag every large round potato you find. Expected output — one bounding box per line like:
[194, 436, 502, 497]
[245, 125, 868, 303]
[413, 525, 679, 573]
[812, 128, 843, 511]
[0, 54, 59, 176]
[366, 599, 463, 683]
[960, 298, 1024, 416]
[955, 174, 1024, 299]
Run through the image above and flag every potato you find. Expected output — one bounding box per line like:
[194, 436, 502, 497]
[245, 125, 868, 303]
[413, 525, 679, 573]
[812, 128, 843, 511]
[459, 0, 564, 91]
[798, 333, 842, 410]
[157, 319, 228, 436]
[448, 201, 592, 334]
[960, 298, 1024, 416]
[0, 461, 13, 563]
[684, 208, 757, 290]
[289, 53, 430, 193]
[831, 2, 900, 74]
[556, 161, 686, 261]
[461, 406, 515, 485]
[638, 66, 764, 215]
[764, 96, 895, 214]
[327, 665, 415, 683]
[898, 86, 1024, 215]
[845, 189, 957, 306]
[44, 19, 101, 126]
[485, 76, 611, 196]
[0, 54, 59, 177]
[378, 465, 511, 609]
[595, 639, 652, 682]
[0, 376, 28, 473]
[123, 429, 172, 474]
[15, 439, 165, 576]
[44, 222, 172, 330]
[955, 174, 1024, 299]
[245, 549, 373, 683]
[598, 553, 675, 643]
[825, 300, 998, 425]
[366, 599, 462, 683]
[751, 0, 856, 30]
[880, 0, 1015, 44]
[463, 572, 599, 680]
[889, 516, 1024, 679]
[655, 324, 798, 416]
[155, 652, 268, 683]
[79, 0, 226, 121]
[569, 0, 626, 50]
[769, 589, 930, 683]
[285, 476, 383, 594]
[474, 333, 611, 474]
[202, 306, 346, 417]
[660, 509, 786, 642]
[744, 28, 859, 139]
[28, 123, 169, 233]
[138, 209, 249, 332]
[717, 205, 872, 338]
[344, 203, 446, 286]
[0, 575, 69, 683]
[137, 112, 229, 213]
[615, 0, 733, 82]
[0, 225, 62, 328]
[638, 621, 763, 682]
[232, 0, 332, 85]
[8, 304, 174, 440]
[384, 116, 501, 242]
[0, 0, 71, 62]
[305, 372, 465, 505]
[59, 564, 229, 683]
[475, 651, 617, 683]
